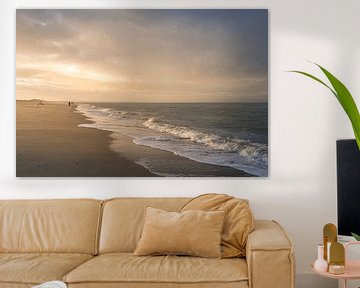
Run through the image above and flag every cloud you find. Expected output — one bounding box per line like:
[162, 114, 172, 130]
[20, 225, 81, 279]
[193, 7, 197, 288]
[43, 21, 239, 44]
[16, 9, 268, 102]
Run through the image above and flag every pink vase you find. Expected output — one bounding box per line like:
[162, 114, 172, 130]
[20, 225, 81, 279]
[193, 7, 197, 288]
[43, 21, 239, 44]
[314, 244, 328, 272]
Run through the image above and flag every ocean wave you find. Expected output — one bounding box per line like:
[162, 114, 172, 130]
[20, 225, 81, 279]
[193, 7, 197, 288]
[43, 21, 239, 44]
[75, 103, 268, 176]
[143, 118, 267, 163]
[76, 104, 143, 128]
[77, 104, 126, 118]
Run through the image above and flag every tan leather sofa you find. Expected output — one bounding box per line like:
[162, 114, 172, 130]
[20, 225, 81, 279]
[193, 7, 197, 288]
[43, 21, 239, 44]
[0, 198, 295, 288]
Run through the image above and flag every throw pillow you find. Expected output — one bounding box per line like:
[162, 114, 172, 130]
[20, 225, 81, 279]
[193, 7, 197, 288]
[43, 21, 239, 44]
[134, 207, 225, 258]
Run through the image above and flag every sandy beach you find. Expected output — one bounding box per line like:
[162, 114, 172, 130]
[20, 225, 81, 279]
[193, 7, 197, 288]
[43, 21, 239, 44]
[16, 101, 253, 177]
[16, 100, 155, 177]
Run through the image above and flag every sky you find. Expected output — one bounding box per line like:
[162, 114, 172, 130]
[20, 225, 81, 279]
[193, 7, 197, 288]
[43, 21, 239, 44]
[16, 9, 268, 102]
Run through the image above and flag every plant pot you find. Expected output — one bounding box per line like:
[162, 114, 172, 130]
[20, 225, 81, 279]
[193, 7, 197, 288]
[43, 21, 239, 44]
[337, 139, 360, 238]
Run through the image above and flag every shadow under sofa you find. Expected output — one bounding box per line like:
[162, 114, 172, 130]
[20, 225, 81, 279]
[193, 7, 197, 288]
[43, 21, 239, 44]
[0, 198, 295, 288]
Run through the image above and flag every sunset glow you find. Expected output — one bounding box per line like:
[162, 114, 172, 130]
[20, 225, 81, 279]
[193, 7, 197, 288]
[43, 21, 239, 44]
[16, 9, 268, 102]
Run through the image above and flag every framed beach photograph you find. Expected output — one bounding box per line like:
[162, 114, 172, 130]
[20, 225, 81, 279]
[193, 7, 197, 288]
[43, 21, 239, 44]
[16, 9, 268, 177]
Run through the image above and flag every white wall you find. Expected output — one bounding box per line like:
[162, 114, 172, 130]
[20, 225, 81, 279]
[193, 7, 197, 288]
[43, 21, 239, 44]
[1, 0, 360, 287]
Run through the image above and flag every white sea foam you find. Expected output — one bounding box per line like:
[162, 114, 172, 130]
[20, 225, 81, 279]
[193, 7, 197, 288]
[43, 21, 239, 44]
[133, 136, 268, 176]
[75, 103, 268, 176]
[143, 117, 267, 163]
[76, 103, 143, 131]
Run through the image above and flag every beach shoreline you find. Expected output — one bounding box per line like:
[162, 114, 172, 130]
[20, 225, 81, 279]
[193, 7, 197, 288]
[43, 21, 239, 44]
[16, 100, 156, 177]
[16, 100, 254, 177]
[107, 132, 254, 177]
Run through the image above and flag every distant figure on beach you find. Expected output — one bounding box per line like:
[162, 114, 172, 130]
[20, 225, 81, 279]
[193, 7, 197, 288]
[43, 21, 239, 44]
[36, 100, 44, 108]
[68, 101, 71, 106]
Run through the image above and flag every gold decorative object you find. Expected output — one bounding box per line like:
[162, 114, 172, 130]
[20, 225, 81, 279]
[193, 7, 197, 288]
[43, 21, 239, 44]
[329, 242, 345, 274]
[329, 242, 345, 264]
[328, 264, 345, 275]
[323, 223, 337, 261]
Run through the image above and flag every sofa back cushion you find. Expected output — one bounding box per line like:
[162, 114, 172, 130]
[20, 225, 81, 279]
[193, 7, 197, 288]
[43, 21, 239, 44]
[181, 194, 254, 258]
[0, 199, 102, 254]
[99, 198, 189, 253]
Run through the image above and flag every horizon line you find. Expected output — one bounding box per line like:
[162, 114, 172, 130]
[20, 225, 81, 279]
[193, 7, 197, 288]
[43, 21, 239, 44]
[16, 99, 268, 104]
[15, 98, 269, 104]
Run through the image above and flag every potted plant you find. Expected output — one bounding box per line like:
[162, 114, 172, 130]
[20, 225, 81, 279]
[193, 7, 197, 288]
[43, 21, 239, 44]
[290, 63, 360, 240]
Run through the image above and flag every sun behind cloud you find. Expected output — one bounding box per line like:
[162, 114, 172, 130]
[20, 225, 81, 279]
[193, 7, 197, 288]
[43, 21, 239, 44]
[16, 9, 268, 103]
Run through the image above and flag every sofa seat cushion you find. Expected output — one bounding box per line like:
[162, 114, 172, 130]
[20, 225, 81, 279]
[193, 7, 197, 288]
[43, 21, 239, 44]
[67, 283, 249, 288]
[64, 253, 248, 284]
[0, 253, 93, 285]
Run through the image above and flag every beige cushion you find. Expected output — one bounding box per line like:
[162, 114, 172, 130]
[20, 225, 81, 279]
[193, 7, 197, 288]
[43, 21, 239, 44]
[63, 253, 248, 284]
[0, 284, 33, 288]
[99, 198, 190, 253]
[0, 253, 93, 285]
[0, 199, 102, 255]
[134, 207, 225, 258]
[181, 194, 254, 258]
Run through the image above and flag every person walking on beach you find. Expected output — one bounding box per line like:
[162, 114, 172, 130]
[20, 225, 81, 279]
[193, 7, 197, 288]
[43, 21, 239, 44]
[68, 101, 71, 106]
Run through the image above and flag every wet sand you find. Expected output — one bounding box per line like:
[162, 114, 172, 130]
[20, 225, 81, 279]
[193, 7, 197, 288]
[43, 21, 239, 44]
[16, 100, 155, 177]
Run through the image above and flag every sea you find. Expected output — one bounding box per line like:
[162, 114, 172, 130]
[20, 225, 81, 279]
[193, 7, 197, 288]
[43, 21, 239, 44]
[75, 102, 268, 177]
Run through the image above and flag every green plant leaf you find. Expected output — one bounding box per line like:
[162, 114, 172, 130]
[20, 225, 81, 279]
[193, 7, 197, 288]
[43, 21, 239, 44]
[316, 64, 360, 148]
[351, 232, 360, 241]
[289, 64, 360, 150]
[288, 70, 337, 99]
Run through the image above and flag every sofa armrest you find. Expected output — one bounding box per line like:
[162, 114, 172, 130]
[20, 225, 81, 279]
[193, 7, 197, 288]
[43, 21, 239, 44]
[246, 220, 295, 288]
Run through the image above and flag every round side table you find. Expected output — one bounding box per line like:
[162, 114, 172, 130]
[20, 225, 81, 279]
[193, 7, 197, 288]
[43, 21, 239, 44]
[311, 242, 360, 288]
